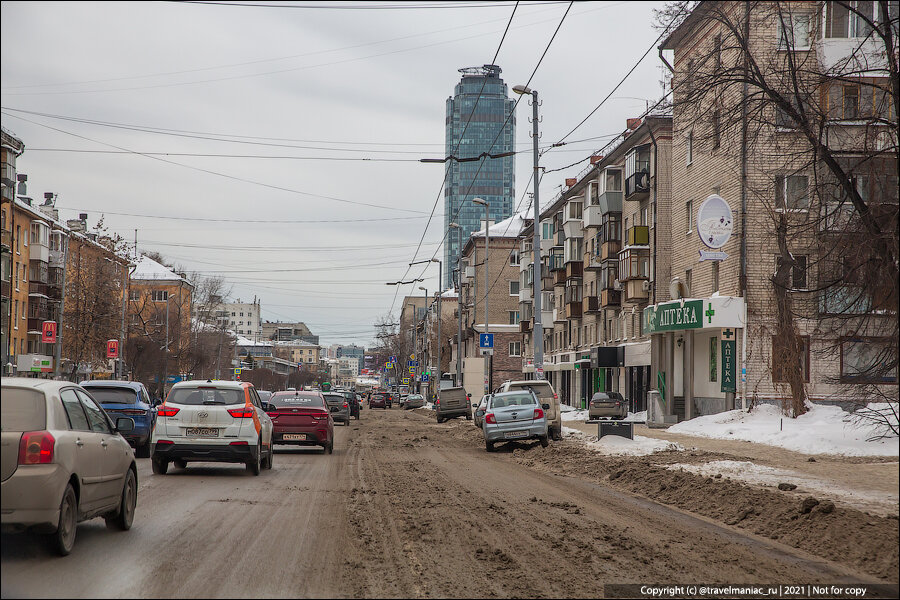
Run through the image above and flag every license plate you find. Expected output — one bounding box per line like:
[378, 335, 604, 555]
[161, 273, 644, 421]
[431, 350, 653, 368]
[504, 430, 528, 439]
[186, 427, 219, 437]
[283, 434, 307, 441]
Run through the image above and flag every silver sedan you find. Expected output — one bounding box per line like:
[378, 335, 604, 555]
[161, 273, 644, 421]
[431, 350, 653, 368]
[404, 394, 425, 409]
[481, 391, 549, 452]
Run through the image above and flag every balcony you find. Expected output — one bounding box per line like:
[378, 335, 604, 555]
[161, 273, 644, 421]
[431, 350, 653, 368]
[549, 253, 565, 272]
[1, 279, 10, 299]
[565, 260, 583, 280]
[623, 279, 650, 304]
[553, 269, 567, 287]
[28, 281, 49, 297]
[624, 170, 650, 200]
[600, 239, 621, 261]
[585, 252, 603, 271]
[565, 302, 583, 319]
[625, 225, 650, 247]
[1, 228, 11, 250]
[600, 288, 621, 307]
[520, 320, 532, 334]
[582, 296, 599, 314]
[553, 309, 566, 324]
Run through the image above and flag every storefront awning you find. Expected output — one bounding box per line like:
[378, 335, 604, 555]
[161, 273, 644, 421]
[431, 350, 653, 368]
[642, 296, 745, 335]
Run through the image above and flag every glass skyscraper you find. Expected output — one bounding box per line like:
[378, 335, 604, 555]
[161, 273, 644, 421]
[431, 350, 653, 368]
[444, 64, 515, 289]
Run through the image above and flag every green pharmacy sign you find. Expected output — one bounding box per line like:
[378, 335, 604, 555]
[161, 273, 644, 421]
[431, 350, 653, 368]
[721, 339, 736, 393]
[642, 300, 704, 334]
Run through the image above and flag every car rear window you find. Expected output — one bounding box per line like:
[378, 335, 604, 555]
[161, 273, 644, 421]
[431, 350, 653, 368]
[490, 393, 536, 408]
[271, 393, 325, 408]
[510, 383, 554, 398]
[1, 388, 47, 431]
[168, 387, 244, 405]
[84, 388, 138, 404]
[323, 394, 344, 404]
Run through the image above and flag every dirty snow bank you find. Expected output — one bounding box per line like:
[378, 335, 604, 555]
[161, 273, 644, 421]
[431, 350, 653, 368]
[668, 403, 899, 457]
[561, 409, 648, 423]
[563, 426, 682, 456]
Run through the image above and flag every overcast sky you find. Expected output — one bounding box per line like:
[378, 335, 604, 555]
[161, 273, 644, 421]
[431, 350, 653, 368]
[1, 0, 669, 348]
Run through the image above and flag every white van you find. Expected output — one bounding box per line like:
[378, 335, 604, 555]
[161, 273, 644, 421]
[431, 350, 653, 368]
[495, 380, 561, 440]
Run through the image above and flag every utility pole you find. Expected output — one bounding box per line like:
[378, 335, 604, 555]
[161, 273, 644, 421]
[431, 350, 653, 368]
[473, 198, 490, 391]
[449, 223, 463, 386]
[54, 232, 69, 379]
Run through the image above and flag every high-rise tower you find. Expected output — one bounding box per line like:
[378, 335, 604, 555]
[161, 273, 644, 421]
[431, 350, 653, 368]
[444, 64, 515, 289]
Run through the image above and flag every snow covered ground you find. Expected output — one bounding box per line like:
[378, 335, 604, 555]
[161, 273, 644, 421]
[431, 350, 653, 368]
[668, 403, 899, 457]
[665, 460, 899, 516]
[562, 426, 682, 456]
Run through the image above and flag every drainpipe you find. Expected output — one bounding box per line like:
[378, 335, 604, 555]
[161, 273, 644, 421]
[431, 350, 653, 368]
[647, 123, 659, 306]
[739, 0, 750, 410]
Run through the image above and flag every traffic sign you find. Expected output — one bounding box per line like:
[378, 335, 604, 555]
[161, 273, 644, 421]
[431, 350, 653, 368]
[408, 366, 415, 374]
[421, 373, 429, 382]
[407, 360, 418, 367]
[402, 378, 410, 385]
[479, 333, 494, 349]
[234, 368, 242, 375]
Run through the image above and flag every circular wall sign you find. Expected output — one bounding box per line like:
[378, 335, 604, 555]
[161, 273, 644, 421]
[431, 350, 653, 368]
[697, 194, 733, 249]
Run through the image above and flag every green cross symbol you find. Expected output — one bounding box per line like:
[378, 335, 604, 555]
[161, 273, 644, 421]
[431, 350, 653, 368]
[705, 305, 715, 324]
[723, 328, 734, 339]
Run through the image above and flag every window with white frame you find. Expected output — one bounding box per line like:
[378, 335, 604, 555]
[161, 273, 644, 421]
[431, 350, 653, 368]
[508, 311, 519, 325]
[510, 250, 520, 266]
[686, 130, 694, 165]
[776, 174, 809, 210]
[777, 11, 811, 49]
[509, 280, 520, 296]
[151, 290, 169, 302]
[825, 1, 878, 38]
[509, 341, 521, 357]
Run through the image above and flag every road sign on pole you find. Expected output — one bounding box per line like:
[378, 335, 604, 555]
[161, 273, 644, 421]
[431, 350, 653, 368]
[479, 333, 494, 348]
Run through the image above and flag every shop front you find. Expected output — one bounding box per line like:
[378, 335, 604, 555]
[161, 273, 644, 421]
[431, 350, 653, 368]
[643, 296, 746, 424]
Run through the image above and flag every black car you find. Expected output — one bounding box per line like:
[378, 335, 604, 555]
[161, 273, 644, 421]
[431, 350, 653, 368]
[342, 390, 360, 420]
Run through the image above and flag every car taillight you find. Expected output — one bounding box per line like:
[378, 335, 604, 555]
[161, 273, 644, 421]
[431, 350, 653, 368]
[157, 405, 180, 417]
[156, 440, 174, 445]
[229, 441, 249, 446]
[533, 408, 544, 420]
[227, 407, 254, 418]
[485, 413, 496, 424]
[343, 403, 348, 408]
[122, 409, 148, 416]
[18, 431, 55, 465]
[553, 393, 558, 400]
[435, 399, 440, 405]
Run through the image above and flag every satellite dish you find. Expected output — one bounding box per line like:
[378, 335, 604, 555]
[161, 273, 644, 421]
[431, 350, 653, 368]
[669, 277, 690, 299]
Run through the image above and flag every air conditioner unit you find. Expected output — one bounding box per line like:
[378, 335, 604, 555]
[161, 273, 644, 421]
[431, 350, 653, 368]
[465, 267, 475, 278]
[641, 280, 651, 292]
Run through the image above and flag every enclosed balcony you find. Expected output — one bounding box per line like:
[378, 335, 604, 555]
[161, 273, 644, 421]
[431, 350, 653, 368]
[600, 288, 622, 307]
[29, 221, 50, 264]
[600, 263, 621, 307]
[565, 260, 583, 281]
[562, 198, 583, 239]
[623, 279, 650, 303]
[49, 231, 67, 267]
[625, 225, 650, 247]
[582, 295, 600, 314]
[549, 250, 565, 272]
[624, 144, 651, 201]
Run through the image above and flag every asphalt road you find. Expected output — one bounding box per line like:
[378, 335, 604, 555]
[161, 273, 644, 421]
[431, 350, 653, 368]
[0, 406, 886, 598]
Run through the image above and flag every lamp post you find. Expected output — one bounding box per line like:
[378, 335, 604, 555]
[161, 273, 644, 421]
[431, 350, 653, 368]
[418, 286, 428, 392]
[513, 84, 544, 381]
[472, 198, 491, 391]
[411, 259, 440, 398]
[448, 222, 463, 387]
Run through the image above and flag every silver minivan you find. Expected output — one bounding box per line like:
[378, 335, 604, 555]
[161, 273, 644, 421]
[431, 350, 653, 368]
[1, 379, 138, 555]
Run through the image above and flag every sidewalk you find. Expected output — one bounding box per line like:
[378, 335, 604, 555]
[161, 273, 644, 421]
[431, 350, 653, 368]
[563, 419, 899, 517]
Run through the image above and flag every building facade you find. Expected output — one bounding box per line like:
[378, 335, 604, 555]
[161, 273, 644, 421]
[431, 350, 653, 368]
[444, 64, 516, 288]
[224, 298, 261, 339]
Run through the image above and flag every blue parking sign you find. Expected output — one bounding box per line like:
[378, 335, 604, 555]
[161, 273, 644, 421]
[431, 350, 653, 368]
[479, 333, 494, 348]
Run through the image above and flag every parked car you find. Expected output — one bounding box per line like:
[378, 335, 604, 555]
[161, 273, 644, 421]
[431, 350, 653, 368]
[588, 391, 628, 420]
[481, 390, 549, 452]
[472, 395, 490, 428]
[369, 392, 388, 409]
[404, 394, 425, 409]
[496, 380, 562, 441]
[266, 391, 334, 454]
[79, 380, 157, 458]
[323, 393, 351, 425]
[1, 378, 138, 555]
[150, 380, 274, 476]
[435, 387, 471, 423]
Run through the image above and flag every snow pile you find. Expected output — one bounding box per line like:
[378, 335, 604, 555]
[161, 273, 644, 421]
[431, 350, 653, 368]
[665, 460, 899, 515]
[563, 426, 682, 456]
[561, 409, 648, 423]
[669, 403, 900, 457]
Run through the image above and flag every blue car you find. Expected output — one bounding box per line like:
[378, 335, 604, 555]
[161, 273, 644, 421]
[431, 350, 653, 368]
[80, 380, 159, 458]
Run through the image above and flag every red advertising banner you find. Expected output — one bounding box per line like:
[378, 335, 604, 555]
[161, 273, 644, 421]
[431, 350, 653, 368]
[106, 339, 120, 359]
[41, 321, 57, 344]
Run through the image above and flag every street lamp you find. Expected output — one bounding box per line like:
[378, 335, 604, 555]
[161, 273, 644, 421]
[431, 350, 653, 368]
[449, 222, 463, 386]
[418, 285, 429, 392]
[472, 198, 491, 391]
[513, 84, 544, 381]
[411, 258, 441, 396]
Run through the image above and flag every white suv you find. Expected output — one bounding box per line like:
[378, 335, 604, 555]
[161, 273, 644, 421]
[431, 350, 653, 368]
[150, 380, 274, 475]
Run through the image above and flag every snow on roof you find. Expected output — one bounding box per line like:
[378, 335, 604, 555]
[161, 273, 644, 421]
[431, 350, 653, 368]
[471, 212, 528, 239]
[441, 287, 458, 298]
[235, 335, 272, 347]
[132, 255, 191, 284]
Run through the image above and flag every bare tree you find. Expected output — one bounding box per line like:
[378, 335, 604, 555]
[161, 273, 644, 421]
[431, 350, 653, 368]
[666, 1, 898, 417]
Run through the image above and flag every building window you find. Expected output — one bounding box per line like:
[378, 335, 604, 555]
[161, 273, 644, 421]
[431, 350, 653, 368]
[509, 342, 521, 357]
[13, 300, 18, 330]
[685, 269, 692, 294]
[777, 12, 811, 49]
[508, 311, 519, 325]
[775, 255, 808, 290]
[509, 280, 519, 296]
[825, 1, 877, 38]
[712, 261, 720, 293]
[510, 250, 520, 266]
[129, 290, 140, 301]
[151, 290, 169, 302]
[712, 109, 721, 149]
[686, 131, 693, 165]
[840, 337, 898, 383]
[776, 174, 809, 210]
[772, 335, 810, 383]
[686, 200, 693, 234]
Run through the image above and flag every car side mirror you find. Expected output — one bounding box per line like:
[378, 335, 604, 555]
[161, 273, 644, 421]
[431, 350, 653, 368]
[542, 403, 550, 410]
[116, 417, 135, 433]
[475, 410, 485, 417]
[153, 398, 163, 407]
[262, 402, 275, 413]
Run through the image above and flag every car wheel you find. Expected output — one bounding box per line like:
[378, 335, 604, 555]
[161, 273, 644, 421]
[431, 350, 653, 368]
[136, 441, 151, 459]
[174, 459, 187, 470]
[326, 440, 334, 454]
[106, 468, 137, 531]
[539, 435, 550, 448]
[264, 445, 274, 470]
[465, 413, 472, 421]
[436, 416, 444, 424]
[50, 483, 77, 556]
[151, 458, 168, 475]
[552, 427, 562, 441]
[247, 443, 261, 476]
[485, 440, 495, 453]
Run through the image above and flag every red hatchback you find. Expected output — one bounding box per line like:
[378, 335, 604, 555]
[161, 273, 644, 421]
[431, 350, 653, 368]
[266, 391, 334, 454]
[369, 392, 388, 409]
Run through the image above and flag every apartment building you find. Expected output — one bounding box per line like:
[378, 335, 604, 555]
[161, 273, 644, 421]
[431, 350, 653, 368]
[262, 320, 318, 345]
[454, 214, 526, 399]
[651, 0, 898, 422]
[224, 298, 261, 339]
[273, 339, 321, 368]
